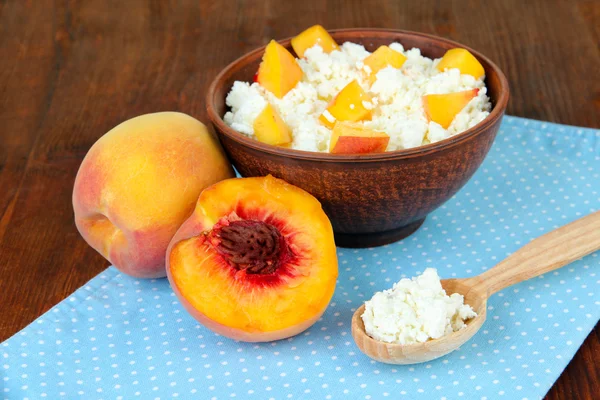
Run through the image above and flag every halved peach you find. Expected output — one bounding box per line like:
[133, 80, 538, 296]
[257, 40, 303, 98]
[291, 25, 339, 58]
[329, 121, 389, 154]
[319, 80, 372, 128]
[167, 176, 338, 342]
[253, 104, 292, 146]
[363, 45, 407, 83]
[423, 89, 478, 129]
[436, 48, 485, 79]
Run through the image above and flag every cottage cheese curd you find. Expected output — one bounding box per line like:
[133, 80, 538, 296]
[361, 268, 476, 345]
[224, 42, 491, 152]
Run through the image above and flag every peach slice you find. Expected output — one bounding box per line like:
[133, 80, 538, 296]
[167, 176, 338, 342]
[253, 104, 292, 146]
[363, 45, 407, 83]
[329, 121, 389, 154]
[256, 40, 303, 98]
[319, 80, 373, 129]
[423, 89, 478, 129]
[291, 25, 340, 58]
[436, 48, 485, 79]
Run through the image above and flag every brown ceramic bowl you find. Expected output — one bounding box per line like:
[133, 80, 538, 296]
[206, 28, 509, 248]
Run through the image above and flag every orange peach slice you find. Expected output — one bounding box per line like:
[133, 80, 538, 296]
[72, 112, 235, 278]
[167, 176, 338, 342]
[256, 40, 303, 98]
[319, 80, 373, 128]
[436, 48, 485, 79]
[363, 45, 407, 83]
[291, 25, 340, 58]
[329, 121, 389, 154]
[253, 104, 292, 146]
[423, 89, 478, 129]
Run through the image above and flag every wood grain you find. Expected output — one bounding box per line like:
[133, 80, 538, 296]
[0, 1, 598, 399]
[472, 211, 600, 296]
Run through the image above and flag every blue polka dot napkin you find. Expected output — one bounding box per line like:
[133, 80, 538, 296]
[2, 116, 599, 400]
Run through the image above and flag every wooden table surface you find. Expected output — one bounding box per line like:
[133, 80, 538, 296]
[1, 0, 598, 398]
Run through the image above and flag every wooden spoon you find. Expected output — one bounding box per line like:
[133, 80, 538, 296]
[352, 210, 600, 365]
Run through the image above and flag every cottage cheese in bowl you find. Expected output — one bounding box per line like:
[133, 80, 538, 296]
[224, 32, 491, 153]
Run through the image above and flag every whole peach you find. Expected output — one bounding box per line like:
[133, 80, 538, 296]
[73, 112, 235, 278]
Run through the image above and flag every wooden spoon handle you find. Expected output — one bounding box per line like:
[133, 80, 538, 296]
[472, 210, 600, 297]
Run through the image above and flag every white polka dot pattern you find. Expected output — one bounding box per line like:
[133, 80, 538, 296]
[1, 116, 599, 400]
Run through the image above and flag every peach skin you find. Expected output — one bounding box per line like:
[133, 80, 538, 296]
[73, 112, 235, 278]
[166, 175, 338, 342]
[329, 121, 390, 154]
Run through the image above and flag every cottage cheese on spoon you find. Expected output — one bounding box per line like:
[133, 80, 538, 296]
[361, 268, 476, 344]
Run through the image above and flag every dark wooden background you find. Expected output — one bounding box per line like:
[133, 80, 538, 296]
[1, 0, 598, 398]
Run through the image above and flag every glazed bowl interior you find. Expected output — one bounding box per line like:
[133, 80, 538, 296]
[206, 29, 509, 248]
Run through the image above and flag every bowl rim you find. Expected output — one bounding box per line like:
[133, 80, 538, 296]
[206, 28, 510, 163]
